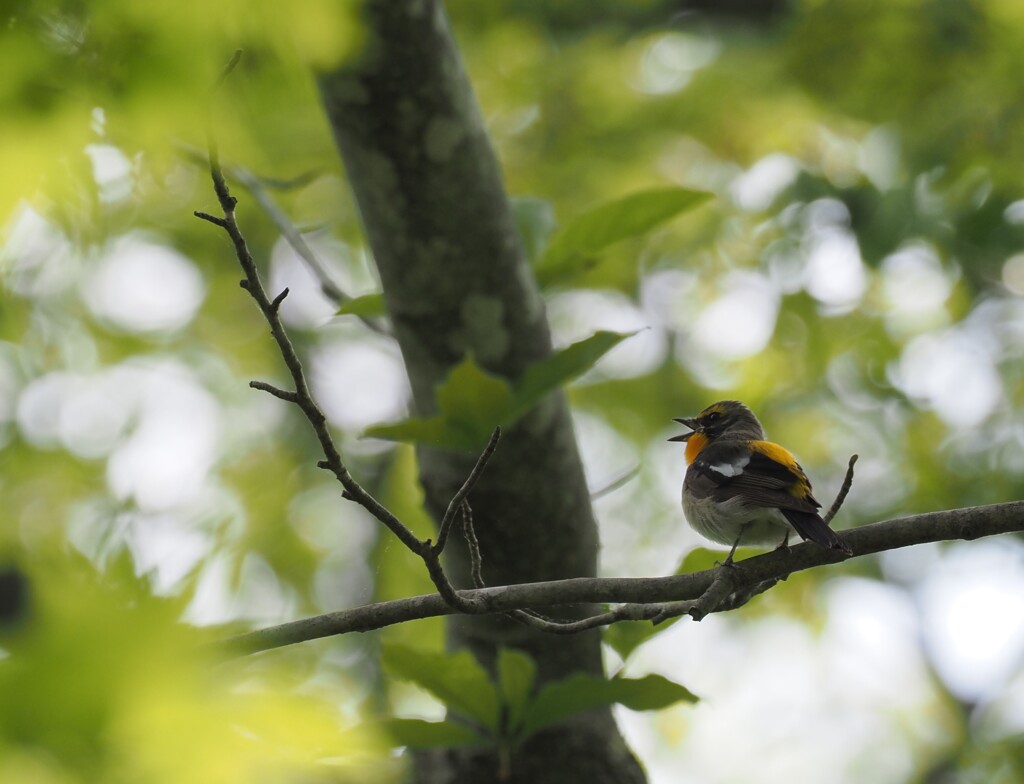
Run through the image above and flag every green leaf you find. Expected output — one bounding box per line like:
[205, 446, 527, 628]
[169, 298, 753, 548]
[511, 196, 557, 264]
[497, 648, 537, 737]
[382, 644, 500, 730]
[521, 673, 698, 739]
[609, 673, 699, 711]
[604, 620, 678, 664]
[382, 718, 487, 749]
[364, 331, 634, 450]
[336, 292, 385, 317]
[516, 330, 636, 409]
[365, 356, 516, 450]
[435, 356, 519, 439]
[364, 416, 460, 449]
[537, 187, 712, 284]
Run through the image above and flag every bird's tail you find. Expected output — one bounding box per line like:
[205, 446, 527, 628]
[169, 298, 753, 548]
[781, 509, 853, 555]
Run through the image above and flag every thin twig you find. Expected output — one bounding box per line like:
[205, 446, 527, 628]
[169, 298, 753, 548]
[455, 473, 630, 634]
[462, 502, 484, 589]
[177, 142, 389, 335]
[589, 464, 641, 501]
[229, 165, 390, 336]
[824, 454, 858, 525]
[456, 495, 609, 633]
[214, 49, 243, 90]
[229, 167, 345, 302]
[433, 427, 501, 555]
[506, 604, 661, 635]
[196, 62, 500, 619]
[196, 68, 423, 554]
[682, 566, 739, 622]
[249, 380, 299, 403]
[252, 169, 322, 191]
[194, 211, 227, 228]
[270, 287, 290, 312]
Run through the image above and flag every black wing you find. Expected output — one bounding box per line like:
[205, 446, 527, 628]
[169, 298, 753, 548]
[688, 442, 850, 553]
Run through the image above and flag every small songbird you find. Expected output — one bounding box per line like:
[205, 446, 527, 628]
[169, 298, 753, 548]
[670, 400, 852, 562]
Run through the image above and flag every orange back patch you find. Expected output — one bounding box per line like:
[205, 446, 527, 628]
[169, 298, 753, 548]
[750, 440, 798, 468]
[751, 440, 812, 498]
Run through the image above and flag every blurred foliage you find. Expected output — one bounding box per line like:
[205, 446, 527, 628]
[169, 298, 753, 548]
[534, 186, 712, 285]
[0, 551, 390, 783]
[380, 644, 696, 754]
[366, 331, 633, 449]
[0, 0, 361, 223]
[3, 0, 1024, 780]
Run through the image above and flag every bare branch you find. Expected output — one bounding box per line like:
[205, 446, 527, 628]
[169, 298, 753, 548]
[270, 287, 290, 313]
[421, 551, 486, 614]
[228, 168, 341, 301]
[461, 502, 484, 589]
[824, 454, 858, 525]
[432, 427, 501, 555]
[193, 211, 227, 228]
[228, 164, 391, 336]
[506, 559, 740, 634]
[221, 500, 1024, 655]
[195, 125, 425, 555]
[178, 142, 389, 335]
[251, 169, 322, 191]
[506, 604, 661, 636]
[248, 380, 299, 403]
[683, 566, 739, 622]
[196, 96, 503, 621]
[590, 464, 641, 501]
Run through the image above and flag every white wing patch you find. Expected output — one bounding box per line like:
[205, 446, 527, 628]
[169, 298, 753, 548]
[707, 454, 750, 478]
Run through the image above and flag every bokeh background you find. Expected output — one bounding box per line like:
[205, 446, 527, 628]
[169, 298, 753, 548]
[3, 0, 1024, 781]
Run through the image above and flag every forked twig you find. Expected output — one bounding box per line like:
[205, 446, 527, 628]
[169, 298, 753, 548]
[229, 164, 390, 336]
[177, 144, 389, 336]
[433, 428, 501, 556]
[196, 53, 497, 617]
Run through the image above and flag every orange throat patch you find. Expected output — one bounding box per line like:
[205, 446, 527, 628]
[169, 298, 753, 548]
[684, 432, 708, 464]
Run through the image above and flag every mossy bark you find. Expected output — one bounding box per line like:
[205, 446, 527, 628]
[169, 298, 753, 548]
[317, 2, 644, 782]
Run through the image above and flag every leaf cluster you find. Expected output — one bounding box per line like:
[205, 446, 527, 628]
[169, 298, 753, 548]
[379, 644, 697, 753]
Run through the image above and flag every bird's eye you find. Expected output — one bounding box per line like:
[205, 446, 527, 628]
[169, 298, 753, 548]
[706, 411, 722, 423]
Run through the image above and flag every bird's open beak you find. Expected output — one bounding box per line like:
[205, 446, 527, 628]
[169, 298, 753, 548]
[668, 417, 698, 442]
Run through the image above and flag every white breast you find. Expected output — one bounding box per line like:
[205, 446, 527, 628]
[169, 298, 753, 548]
[682, 491, 793, 549]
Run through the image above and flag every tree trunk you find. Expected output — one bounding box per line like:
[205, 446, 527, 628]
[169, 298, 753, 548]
[316, 2, 645, 782]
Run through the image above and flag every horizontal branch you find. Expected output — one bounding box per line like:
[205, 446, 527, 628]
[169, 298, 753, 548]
[223, 500, 1024, 656]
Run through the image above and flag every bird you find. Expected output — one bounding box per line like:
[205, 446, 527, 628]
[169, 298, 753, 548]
[669, 400, 852, 563]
